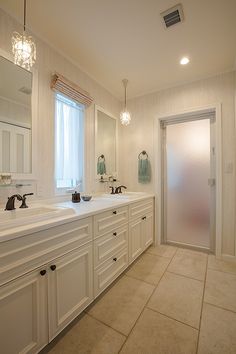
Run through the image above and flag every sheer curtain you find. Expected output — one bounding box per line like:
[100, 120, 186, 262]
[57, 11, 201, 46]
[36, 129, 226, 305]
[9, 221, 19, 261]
[55, 93, 84, 189]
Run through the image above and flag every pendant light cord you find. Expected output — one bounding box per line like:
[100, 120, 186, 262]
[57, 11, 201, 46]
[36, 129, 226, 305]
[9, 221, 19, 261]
[122, 79, 128, 110]
[124, 85, 127, 109]
[23, 0, 26, 32]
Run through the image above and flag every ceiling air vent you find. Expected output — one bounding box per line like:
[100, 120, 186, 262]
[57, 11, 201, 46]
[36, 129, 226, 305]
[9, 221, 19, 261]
[161, 3, 184, 28]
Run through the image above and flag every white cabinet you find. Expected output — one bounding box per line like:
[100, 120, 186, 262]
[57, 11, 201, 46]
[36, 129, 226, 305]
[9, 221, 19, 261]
[0, 269, 48, 354]
[93, 207, 129, 297]
[143, 213, 154, 250]
[129, 218, 143, 262]
[94, 206, 128, 236]
[94, 225, 128, 267]
[0, 243, 93, 354]
[94, 247, 128, 297]
[0, 197, 154, 353]
[129, 199, 154, 264]
[48, 244, 93, 340]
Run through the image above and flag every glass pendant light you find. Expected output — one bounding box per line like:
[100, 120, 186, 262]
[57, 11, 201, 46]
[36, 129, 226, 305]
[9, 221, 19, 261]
[120, 79, 131, 125]
[12, 0, 36, 70]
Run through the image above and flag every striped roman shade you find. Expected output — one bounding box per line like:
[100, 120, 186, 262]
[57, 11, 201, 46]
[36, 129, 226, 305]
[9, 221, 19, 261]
[51, 72, 93, 106]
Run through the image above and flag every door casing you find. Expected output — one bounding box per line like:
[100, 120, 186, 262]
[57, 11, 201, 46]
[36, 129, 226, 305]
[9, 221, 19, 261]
[154, 105, 222, 256]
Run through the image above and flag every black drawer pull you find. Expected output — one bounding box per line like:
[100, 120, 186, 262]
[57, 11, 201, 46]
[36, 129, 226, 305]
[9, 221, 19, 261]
[142, 216, 146, 220]
[113, 210, 117, 215]
[50, 265, 57, 271]
[113, 257, 117, 261]
[40, 269, 47, 276]
[113, 232, 117, 236]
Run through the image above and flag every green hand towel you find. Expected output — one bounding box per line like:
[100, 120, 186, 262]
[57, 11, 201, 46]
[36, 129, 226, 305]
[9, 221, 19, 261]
[97, 160, 106, 175]
[138, 159, 151, 183]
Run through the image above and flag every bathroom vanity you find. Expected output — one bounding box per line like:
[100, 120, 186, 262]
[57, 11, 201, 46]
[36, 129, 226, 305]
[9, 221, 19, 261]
[0, 193, 154, 354]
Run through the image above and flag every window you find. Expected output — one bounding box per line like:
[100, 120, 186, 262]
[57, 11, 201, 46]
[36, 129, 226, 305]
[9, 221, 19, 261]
[55, 93, 84, 191]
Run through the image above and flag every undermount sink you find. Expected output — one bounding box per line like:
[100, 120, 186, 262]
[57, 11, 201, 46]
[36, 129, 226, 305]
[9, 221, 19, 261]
[0, 205, 76, 233]
[101, 192, 147, 200]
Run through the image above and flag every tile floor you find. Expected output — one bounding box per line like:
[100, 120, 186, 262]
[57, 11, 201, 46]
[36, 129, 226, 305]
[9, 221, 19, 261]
[42, 245, 236, 354]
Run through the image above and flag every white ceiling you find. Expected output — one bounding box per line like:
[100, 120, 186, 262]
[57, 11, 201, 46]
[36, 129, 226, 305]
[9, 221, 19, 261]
[0, 0, 236, 99]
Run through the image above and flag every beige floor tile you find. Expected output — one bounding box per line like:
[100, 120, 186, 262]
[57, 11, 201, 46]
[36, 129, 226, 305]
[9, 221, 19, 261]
[198, 303, 236, 354]
[208, 255, 236, 275]
[87, 275, 154, 335]
[147, 272, 204, 328]
[146, 244, 177, 258]
[126, 253, 170, 285]
[167, 248, 207, 281]
[46, 314, 125, 354]
[204, 269, 236, 312]
[120, 308, 198, 354]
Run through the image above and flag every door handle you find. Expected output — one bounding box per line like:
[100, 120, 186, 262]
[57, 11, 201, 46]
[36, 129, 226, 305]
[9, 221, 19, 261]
[208, 178, 215, 186]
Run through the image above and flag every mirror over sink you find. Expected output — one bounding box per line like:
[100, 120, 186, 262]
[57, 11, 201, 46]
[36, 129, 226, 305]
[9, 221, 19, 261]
[0, 53, 36, 178]
[95, 105, 118, 180]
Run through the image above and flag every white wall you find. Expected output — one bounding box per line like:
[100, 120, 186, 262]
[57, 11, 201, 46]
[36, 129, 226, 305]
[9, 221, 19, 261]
[0, 8, 121, 200]
[119, 71, 236, 258]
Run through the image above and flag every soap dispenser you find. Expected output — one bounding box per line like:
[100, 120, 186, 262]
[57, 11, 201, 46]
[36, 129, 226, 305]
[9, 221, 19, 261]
[72, 191, 81, 203]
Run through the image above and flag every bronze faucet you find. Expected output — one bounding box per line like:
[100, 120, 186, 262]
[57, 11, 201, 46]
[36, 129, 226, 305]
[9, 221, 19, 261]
[5, 193, 34, 210]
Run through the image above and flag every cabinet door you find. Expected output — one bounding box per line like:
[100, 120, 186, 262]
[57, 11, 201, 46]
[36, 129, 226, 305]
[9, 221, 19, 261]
[129, 218, 143, 263]
[0, 269, 48, 354]
[48, 244, 93, 340]
[142, 213, 154, 250]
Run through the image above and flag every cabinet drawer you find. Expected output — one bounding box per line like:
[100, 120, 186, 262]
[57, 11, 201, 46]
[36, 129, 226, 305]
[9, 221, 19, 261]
[0, 217, 92, 286]
[94, 247, 128, 297]
[129, 198, 153, 220]
[94, 206, 128, 236]
[94, 225, 128, 268]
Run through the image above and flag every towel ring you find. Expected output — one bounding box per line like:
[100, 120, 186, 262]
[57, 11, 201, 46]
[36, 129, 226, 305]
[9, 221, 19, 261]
[98, 154, 105, 162]
[138, 150, 148, 160]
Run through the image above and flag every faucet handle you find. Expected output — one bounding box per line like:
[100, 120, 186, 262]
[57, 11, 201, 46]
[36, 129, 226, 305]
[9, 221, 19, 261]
[23, 193, 34, 198]
[20, 193, 34, 209]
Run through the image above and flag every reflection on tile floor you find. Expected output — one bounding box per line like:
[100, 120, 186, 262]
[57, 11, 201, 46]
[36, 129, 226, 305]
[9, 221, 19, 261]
[42, 245, 236, 354]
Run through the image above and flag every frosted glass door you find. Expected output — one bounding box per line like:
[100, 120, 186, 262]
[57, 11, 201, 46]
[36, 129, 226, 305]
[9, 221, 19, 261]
[165, 119, 211, 248]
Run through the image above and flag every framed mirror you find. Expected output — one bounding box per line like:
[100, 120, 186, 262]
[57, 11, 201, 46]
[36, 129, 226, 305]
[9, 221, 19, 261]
[0, 50, 38, 179]
[95, 105, 118, 179]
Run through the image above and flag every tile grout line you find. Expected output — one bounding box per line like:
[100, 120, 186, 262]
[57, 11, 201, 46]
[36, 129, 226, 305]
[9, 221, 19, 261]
[203, 301, 236, 315]
[167, 269, 205, 282]
[207, 267, 236, 276]
[145, 305, 200, 331]
[165, 270, 204, 283]
[86, 312, 128, 338]
[118, 252, 171, 353]
[195, 254, 209, 354]
[124, 273, 159, 286]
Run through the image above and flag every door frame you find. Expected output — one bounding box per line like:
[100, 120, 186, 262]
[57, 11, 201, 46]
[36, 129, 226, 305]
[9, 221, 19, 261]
[154, 104, 222, 256]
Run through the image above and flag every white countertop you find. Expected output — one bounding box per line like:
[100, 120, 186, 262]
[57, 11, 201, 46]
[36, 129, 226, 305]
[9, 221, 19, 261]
[0, 192, 155, 243]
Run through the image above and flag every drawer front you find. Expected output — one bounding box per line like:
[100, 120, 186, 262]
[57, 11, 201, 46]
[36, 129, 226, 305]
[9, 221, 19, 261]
[0, 217, 92, 286]
[129, 198, 154, 220]
[94, 225, 128, 268]
[94, 206, 128, 236]
[94, 247, 128, 297]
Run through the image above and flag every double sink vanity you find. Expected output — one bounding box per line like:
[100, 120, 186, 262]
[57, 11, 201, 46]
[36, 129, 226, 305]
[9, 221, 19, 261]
[0, 192, 154, 354]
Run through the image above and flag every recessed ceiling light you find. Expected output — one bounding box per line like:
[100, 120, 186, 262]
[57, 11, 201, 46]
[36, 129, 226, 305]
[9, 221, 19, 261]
[180, 57, 190, 65]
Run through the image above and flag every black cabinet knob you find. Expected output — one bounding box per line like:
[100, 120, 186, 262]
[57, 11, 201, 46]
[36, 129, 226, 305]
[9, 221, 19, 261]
[40, 269, 46, 276]
[142, 216, 146, 220]
[113, 257, 117, 261]
[113, 211, 117, 215]
[113, 232, 117, 236]
[50, 265, 57, 271]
